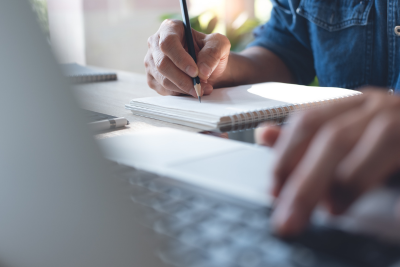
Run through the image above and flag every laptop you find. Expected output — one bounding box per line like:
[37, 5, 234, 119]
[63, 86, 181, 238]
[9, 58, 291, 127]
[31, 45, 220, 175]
[1, 1, 400, 267]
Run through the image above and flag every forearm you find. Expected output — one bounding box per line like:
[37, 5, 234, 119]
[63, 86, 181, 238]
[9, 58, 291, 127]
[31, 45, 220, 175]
[214, 46, 296, 88]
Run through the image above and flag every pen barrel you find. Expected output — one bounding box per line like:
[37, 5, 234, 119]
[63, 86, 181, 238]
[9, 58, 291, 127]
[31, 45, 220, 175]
[88, 118, 128, 132]
[179, 0, 197, 63]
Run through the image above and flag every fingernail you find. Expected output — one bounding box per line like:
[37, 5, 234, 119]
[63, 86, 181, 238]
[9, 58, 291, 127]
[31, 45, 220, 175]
[271, 205, 305, 236]
[186, 65, 198, 77]
[199, 63, 212, 78]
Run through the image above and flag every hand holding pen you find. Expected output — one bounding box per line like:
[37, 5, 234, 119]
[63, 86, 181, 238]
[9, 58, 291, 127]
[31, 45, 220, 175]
[144, 3, 231, 100]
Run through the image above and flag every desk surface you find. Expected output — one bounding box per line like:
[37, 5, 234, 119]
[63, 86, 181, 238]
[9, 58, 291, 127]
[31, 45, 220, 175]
[72, 69, 201, 139]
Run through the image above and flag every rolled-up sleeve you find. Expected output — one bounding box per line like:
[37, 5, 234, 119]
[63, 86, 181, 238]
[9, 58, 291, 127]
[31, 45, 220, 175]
[248, 2, 316, 85]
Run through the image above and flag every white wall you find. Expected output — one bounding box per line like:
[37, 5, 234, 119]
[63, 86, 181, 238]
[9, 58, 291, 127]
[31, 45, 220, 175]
[83, 0, 181, 73]
[48, 0, 86, 64]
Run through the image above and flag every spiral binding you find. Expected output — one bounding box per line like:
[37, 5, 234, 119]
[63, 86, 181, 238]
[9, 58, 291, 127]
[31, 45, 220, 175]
[69, 73, 117, 84]
[221, 93, 361, 132]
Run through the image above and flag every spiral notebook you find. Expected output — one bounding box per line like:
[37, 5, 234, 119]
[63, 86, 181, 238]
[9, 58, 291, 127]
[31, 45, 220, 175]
[125, 82, 361, 132]
[61, 63, 117, 84]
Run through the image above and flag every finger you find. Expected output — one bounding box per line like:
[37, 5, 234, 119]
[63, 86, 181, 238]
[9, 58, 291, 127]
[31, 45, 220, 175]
[196, 33, 231, 80]
[151, 47, 197, 97]
[202, 83, 213, 95]
[329, 94, 400, 213]
[272, 98, 383, 236]
[331, 109, 400, 214]
[156, 86, 182, 96]
[149, 30, 197, 97]
[158, 20, 202, 78]
[146, 47, 186, 95]
[147, 73, 181, 96]
[148, 53, 197, 97]
[272, 95, 365, 197]
[255, 124, 281, 147]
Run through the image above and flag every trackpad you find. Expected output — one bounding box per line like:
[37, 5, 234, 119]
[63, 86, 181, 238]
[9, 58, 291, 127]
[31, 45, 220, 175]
[165, 147, 275, 205]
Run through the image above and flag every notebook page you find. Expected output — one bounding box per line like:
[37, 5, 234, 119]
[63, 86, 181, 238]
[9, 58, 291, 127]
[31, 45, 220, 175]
[130, 82, 359, 117]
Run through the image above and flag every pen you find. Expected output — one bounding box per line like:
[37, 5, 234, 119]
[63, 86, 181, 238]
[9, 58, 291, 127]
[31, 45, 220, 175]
[88, 117, 129, 132]
[179, 0, 202, 103]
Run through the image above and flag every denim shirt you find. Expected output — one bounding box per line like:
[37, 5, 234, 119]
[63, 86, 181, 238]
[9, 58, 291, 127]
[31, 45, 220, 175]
[249, 0, 399, 91]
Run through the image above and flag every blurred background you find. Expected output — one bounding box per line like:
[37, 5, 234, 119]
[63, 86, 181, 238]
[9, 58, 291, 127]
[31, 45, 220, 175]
[30, 0, 273, 74]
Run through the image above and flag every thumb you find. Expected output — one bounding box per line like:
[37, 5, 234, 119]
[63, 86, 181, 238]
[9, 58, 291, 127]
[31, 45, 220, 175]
[255, 124, 282, 147]
[196, 33, 231, 81]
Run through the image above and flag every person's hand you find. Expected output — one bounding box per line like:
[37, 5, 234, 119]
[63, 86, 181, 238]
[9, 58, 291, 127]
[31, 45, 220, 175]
[257, 89, 400, 236]
[144, 19, 231, 97]
[255, 122, 281, 147]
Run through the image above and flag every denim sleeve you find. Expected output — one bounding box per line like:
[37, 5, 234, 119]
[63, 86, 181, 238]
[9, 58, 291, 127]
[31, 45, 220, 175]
[248, 5, 316, 85]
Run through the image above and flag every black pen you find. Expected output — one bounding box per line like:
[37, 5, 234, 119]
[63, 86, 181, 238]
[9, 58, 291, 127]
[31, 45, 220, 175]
[179, 0, 202, 103]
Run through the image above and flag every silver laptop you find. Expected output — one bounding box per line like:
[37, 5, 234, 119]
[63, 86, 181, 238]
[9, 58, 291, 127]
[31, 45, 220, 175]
[1, 1, 400, 267]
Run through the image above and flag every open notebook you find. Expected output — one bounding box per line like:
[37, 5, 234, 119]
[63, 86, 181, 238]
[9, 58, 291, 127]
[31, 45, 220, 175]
[126, 82, 361, 132]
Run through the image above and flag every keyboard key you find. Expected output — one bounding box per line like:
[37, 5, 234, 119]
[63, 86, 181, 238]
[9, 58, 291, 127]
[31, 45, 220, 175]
[128, 183, 151, 196]
[185, 195, 216, 211]
[243, 210, 270, 229]
[177, 227, 203, 247]
[237, 248, 264, 267]
[131, 192, 176, 210]
[161, 186, 192, 201]
[230, 226, 264, 247]
[163, 202, 206, 224]
[174, 204, 202, 221]
[198, 217, 233, 236]
[154, 215, 191, 236]
[178, 217, 233, 246]
[213, 203, 245, 221]
[133, 204, 166, 226]
[205, 241, 237, 265]
[259, 238, 292, 264]
[143, 179, 169, 192]
[158, 240, 208, 267]
[129, 170, 159, 187]
[290, 246, 316, 267]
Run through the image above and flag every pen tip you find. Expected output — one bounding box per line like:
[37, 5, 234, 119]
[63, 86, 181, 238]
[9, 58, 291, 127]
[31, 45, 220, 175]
[198, 96, 201, 103]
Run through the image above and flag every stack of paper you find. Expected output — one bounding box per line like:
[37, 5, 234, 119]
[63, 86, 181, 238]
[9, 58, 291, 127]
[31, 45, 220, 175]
[125, 82, 360, 131]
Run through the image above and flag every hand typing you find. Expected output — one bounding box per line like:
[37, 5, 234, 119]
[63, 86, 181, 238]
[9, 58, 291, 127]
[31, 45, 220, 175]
[256, 89, 400, 236]
[144, 19, 231, 97]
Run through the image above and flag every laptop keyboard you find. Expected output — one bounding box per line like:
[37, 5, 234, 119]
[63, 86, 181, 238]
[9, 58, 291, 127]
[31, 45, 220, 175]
[111, 162, 400, 267]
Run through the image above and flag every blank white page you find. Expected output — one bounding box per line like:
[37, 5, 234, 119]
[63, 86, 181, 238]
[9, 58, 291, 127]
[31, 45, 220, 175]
[130, 82, 360, 116]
